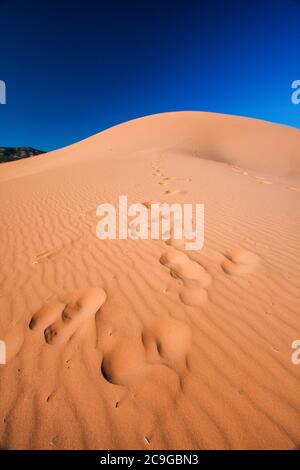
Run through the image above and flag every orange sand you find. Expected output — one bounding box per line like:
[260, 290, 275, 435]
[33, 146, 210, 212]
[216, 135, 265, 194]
[0, 111, 300, 449]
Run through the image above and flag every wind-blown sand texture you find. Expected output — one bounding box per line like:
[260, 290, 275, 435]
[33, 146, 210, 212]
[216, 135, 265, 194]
[0, 111, 300, 449]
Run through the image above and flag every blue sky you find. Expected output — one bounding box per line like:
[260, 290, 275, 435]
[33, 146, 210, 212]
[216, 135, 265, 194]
[0, 0, 300, 151]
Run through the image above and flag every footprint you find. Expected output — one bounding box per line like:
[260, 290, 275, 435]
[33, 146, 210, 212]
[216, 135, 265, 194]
[29, 301, 65, 331]
[179, 286, 208, 307]
[231, 166, 248, 176]
[160, 249, 211, 307]
[142, 201, 159, 209]
[221, 249, 259, 275]
[165, 238, 186, 250]
[101, 317, 192, 386]
[160, 250, 211, 288]
[32, 250, 57, 264]
[254, 176, 272, 185]
[159, 177, 179, 186]
[141, 201, 197, 250]
[30, 288, 107, 346]
[45, 288, 106, 346]
[101, 336, 146, 386]
[164, 189, 187, 196]
[231, 166, 243, 173]
[288, 186, 300, 193]
[142, 317, 192, 370]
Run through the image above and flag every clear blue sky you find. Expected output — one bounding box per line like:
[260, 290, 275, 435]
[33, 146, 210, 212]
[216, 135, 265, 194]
[0, 0, 300, 151]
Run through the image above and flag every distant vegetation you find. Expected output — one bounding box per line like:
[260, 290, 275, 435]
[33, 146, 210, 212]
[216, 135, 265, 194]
[0, 147, 45, 163]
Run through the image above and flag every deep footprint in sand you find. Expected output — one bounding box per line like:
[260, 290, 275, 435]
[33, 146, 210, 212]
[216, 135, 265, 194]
[160, 250, 211, 307]
[221, 249, 259, 275]
[179, 286, 208, 307]
[45, 288, 106, 345]
[142, 317, 192, 370]
[101, 336, 146, 386]
[160, 250, 211, 288]
[29, 301, 66, 331]
[30, 288, 107, 346]
[101, 317, 192, 386]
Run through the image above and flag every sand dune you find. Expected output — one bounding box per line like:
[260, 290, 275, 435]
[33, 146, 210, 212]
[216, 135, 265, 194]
[0, 111, 300, 449]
